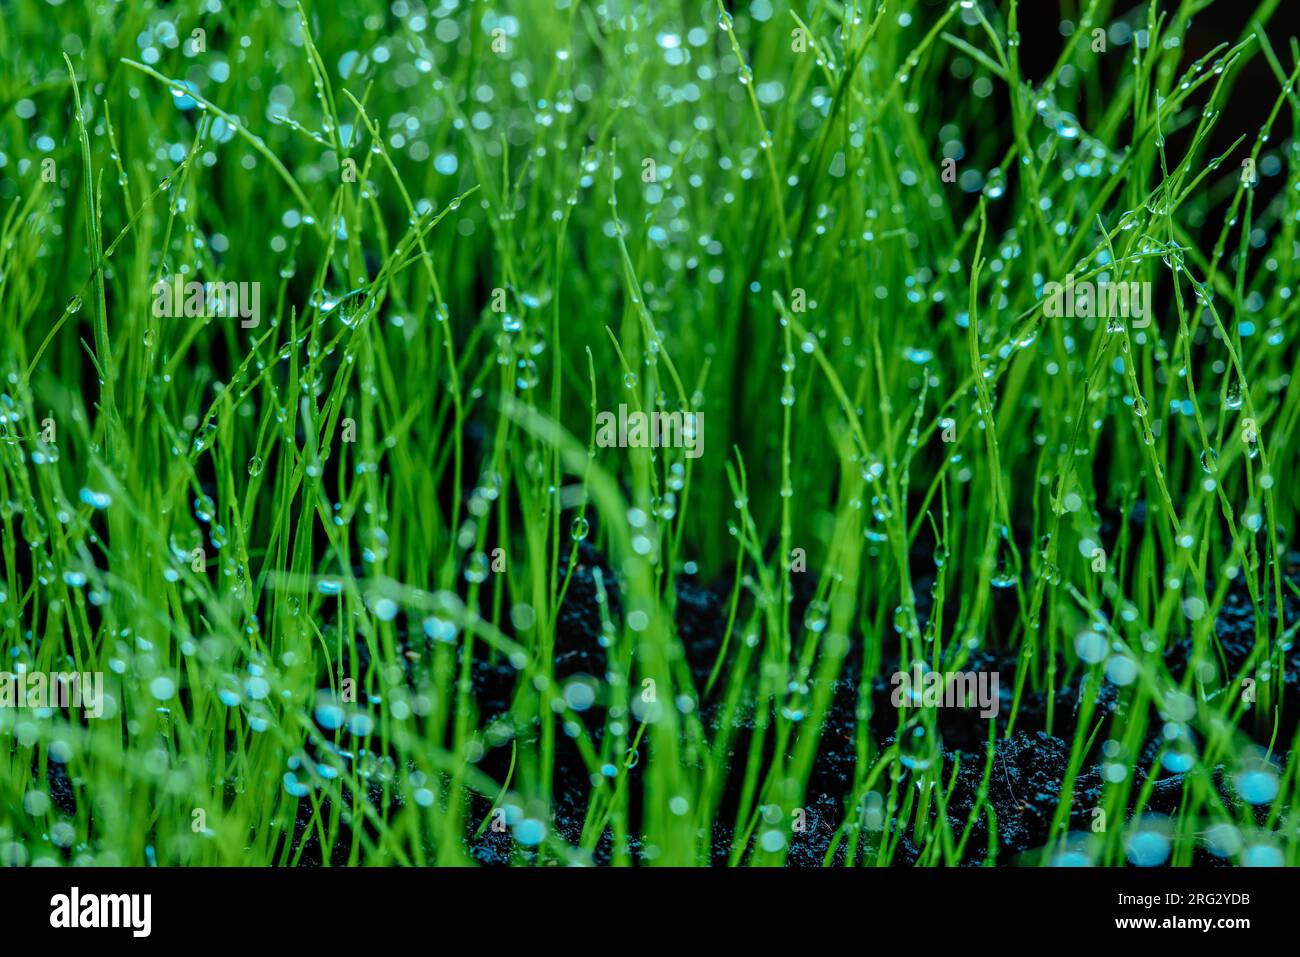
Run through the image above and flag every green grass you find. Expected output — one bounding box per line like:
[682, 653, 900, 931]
[1, 0, 1299, 867]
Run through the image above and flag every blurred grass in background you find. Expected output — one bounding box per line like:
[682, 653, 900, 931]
[0, 0, 1298, 866]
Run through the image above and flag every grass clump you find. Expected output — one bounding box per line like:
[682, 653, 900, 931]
[1, 0, 1299, 867]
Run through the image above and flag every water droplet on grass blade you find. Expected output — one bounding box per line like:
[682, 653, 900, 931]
[423, 615, 457, 644]
[1233, 756, 1279, 805]
[464, 552, 490, 584]
[514, 818, 546, 846]
[1125, 820, 1171, 866]
[516, 359, 539, 390]
[1160, 724, 1197, 773]
[79, 488, 111, 509]
[898, 719, 939, 774]
[990, 526, 1020, 588]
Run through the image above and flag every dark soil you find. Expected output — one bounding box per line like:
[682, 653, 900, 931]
[458, 537, 1297, 867]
